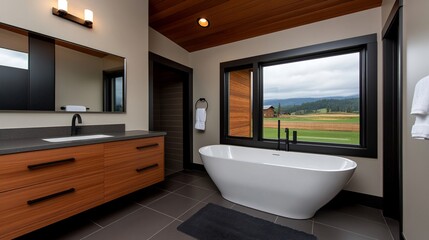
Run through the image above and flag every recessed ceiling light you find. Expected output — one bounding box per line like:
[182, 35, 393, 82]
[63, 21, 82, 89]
[197, 18, 210, 28]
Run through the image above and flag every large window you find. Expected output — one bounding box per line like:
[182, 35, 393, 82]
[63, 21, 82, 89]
[220, 35, 377, 158]
[263, 52, 360, 145]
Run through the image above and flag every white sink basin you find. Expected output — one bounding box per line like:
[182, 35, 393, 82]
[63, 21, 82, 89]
[43, 134, 113, 143]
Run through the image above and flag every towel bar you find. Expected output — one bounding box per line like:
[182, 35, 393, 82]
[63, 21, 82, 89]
[195, 98, 208, 110]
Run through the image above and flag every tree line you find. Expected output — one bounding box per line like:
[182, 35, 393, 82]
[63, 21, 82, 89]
[277, 98, 359, 114]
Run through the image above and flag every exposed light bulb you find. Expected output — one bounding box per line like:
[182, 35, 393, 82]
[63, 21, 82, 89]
[84, 9, 93, 23]
[58, 0, 68, 13]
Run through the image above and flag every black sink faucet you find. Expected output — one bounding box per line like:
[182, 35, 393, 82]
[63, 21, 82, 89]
[71, 114, 82, 136]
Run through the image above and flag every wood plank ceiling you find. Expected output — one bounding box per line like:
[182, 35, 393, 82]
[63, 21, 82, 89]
[149, 0, 382, 52]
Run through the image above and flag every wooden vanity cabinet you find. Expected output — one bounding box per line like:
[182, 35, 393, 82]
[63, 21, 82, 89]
[104, 137, 164, 201]
[0, 144, 105, 239]
[0, 136, 165, 239]
[0, 174, 104, 239]
[0, 144, 104, 192]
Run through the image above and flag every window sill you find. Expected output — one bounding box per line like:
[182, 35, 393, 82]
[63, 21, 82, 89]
[221, 137, 377, 158]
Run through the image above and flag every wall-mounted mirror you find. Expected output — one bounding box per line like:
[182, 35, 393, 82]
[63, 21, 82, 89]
[0, 22, 126, 113]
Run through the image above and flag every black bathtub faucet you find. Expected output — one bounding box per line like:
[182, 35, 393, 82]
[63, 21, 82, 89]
[277, 120, 281, 151]
[285, 128, 290, 151]
[293, 130, 298, 144]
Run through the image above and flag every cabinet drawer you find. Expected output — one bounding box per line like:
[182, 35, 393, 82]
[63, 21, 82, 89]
[0, 173, 104, 239]
[104, 137, 164, 201]
[0, 144, 104, 192]
[104, 137, 164, 166]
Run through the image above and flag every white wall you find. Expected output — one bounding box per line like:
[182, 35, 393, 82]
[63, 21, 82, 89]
[402, 0, 429, 238]
[190, 8, 383, 196]
[0, 0, 148, 130]
[149, 27, 190, 67]
[382, 0, 397, 26]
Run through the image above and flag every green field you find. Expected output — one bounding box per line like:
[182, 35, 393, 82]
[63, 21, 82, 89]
[263, 128, 359, 145]
[263, 113, 360, 145]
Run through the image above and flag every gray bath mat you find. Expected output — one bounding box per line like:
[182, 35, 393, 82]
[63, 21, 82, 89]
[177, 203, 317, 240]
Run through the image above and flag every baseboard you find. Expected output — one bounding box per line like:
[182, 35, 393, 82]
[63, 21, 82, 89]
[191, 163, 206, 171]
[327, 190, 383, 209]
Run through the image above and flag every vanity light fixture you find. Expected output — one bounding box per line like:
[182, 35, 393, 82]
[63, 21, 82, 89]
[52, 0, 93, 28]
[197, 18, 210, 28]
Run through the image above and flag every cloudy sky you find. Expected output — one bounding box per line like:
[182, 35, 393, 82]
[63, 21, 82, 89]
[263, 52, 360, 100]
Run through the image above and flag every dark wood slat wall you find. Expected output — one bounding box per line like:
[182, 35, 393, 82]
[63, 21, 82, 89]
[153, 64, 184, 176]
[149, 0, 382, 52]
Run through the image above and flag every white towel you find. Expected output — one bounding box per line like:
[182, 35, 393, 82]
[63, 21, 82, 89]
[411, 75, 429, 115]
[195, 108, 206, 131]
[411, 75, 429, 139]
[412, 115, 429, 139]
[64, 105, 87, 112]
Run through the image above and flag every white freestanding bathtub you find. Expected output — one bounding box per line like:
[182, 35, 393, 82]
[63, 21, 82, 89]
[199, 145, 357, 219]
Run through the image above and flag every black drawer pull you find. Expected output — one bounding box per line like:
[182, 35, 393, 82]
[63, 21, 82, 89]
[136, 163, 159, 173]
[27, 158, 76, 170]
[27, 188, 75, 205]
[136, 143, 159, 150]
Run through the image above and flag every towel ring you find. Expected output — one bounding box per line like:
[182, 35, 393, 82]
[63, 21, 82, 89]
[195, 98, 208, 110]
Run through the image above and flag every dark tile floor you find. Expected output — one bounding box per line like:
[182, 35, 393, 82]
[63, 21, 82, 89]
[17, 170, 398, 240]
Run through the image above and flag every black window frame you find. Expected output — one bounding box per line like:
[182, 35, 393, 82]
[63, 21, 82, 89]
[220, 34, 378, 158]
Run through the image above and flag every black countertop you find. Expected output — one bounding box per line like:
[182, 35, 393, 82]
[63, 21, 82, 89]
[0, 130, 166, 155]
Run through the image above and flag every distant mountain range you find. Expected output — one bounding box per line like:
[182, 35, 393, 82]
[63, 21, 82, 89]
[264, 95, 359, 107]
